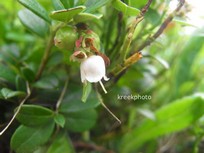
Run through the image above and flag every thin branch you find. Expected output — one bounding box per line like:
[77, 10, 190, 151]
[109, 0, 185, 78]
[119, 0, 153, 61]
[0, 81, 31, 136]
[35, 23, 65, 81]
[56, 78, 69, 112]
[96, 87, 121, 124]
[110, 52, 143, 77]
[137, 0, 185, 52]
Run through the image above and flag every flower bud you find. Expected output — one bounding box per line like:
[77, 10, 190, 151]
[54, 26, 78, 51]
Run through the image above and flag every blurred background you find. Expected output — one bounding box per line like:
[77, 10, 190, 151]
[1, 0, 204, 153]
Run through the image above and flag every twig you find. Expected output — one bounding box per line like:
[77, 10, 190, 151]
[119, 0, 153, 61]
[0, 81, 31, 136]
[96, 88, 121, 124]
[35, 23, 65, 81]
[56, 78, 69, 112]
[110, 52, 143, 77]
[137, 0, 185, 52]
[109, 0, 185, 78]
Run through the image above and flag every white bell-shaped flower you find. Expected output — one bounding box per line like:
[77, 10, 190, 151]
[80, 55, 109, 93]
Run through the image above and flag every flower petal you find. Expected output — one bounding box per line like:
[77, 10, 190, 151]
[80, 55, 106, 83]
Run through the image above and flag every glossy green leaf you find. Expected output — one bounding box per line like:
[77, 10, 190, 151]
[74, 13, 103, 23]
[62, 109, 97, 132]
[16, 105, 54, 126]
[1, 88, 25, 99]
[47, 133, 75, 153]
[50, 6, 86, 22]
[85, 0, 110, 13]
[18, 9, 49, 38]
[81, 82, 92, 102]
[112, 0, 140, 16]
[11, 122, 55, 153]
[59, 90, 99, 113]
[52, 0, 65, 10]
[17, 0, 51, 23]
[120, 94, 204, 152]
[54, 114, 65, 128]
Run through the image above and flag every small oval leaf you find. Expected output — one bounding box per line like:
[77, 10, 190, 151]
[74, 13, 103, 23]
[62, 109, 97, 132]
[50, 6, 86, 22]
[11, 122, 55, 153]
[16, 104, 54, 126]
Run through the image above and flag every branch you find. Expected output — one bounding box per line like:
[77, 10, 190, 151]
[137, 0, 185, 52]
[109, 0, 185, 78]
[55, 78, 69, 112]
[35, 24, 65, 81]
[95, 87, 121, 124]
[0, 82, 31, 136]
[119, 0, 153, 61]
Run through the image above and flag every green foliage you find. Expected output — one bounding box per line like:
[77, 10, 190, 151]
[11, 122, 55, 153]
[18, 9, 49, 37]
[112, 0, 140, 16]
[47, 133, 75, 153]
[0, 0, 204, 153]
[16, 105, 54, 126]
[17, 0, 51, 22]
[54, 113, 66, 128]
[50, 6, 86, 22]
[81, 82, 92, 102]
[121, 94, 204, 152]
[1, 88, 25, 99]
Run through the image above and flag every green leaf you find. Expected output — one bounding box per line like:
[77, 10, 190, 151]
[47, 133, 75, 153]
[52, 0, 65, 10]
[18, 9, 49, 38]
[0, 64, 16, 84]
[11, 122, 55, 153]
[112, 0, 140, 16]
[85, 0, 110, 13]
[74, 13, 103, 23]
[120, 94, 204, 152]
[21, 67, 35, 82]
[54, 114, 65, 128]
[16, 104, 54, 126]
[15, 75, 27, 92]
[60, 0, 72, 8]
[50, 6, 86, 22]
[34, 74, 59, 89]
[62, 109, 97, 132]
[1, 88, 25, 99]
[173, 35, 204, 97]
[59, 90, 99, 113]
[81, 82, 92, 102]
[17, 0, 51, 23]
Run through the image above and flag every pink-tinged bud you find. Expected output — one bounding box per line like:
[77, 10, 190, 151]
[80, 55, 109, 93]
